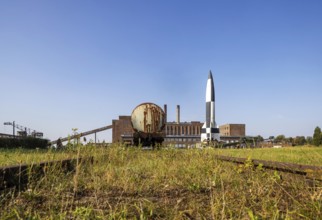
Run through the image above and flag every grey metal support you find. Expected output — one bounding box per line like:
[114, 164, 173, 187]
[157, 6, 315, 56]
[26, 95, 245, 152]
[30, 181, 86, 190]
[13, 121, 15, 137]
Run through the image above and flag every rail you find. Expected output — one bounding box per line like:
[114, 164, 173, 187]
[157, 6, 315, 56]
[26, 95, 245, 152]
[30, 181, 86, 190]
[0, 157, 93, 191]
[214, 155, 322, 180]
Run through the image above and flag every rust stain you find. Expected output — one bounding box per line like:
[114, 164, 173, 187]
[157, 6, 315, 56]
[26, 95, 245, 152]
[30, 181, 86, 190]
[131, 103, 165, 134]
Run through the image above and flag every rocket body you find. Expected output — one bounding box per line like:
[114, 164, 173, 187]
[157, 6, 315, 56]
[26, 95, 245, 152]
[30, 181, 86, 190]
[201, 71, 220, 142]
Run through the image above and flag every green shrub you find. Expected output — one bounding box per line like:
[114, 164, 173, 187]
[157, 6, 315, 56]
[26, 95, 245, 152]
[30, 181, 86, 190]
[0, 137, 49, 149]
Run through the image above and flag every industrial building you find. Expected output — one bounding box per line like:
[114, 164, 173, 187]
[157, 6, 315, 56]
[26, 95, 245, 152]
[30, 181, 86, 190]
[112, 71, 245, 147]
[219, 124, 246, 137]
[112, 116, 133, 143]
[112, 104, 245, 147]
[163, 105, 203, 147]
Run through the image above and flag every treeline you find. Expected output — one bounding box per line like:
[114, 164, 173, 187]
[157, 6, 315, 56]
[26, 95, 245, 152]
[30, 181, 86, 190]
[0, 137, 49, 149]
[272, 135, 309, 146]
[271, 126, 322, 146]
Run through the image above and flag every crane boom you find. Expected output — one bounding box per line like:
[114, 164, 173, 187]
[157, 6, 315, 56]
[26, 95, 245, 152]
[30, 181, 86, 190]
[50, 125, 112, 145]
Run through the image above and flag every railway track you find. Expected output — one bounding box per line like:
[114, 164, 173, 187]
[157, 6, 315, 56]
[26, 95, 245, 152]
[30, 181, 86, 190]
[1, 154, 320, 193]
[214, 155, 322, 181]
[0, 157, 93, 192]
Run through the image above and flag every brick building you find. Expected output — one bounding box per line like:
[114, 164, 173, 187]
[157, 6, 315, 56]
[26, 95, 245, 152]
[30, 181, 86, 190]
[164, 121, 203, 147]
[112, 116, 133, 143]
[219, 124, 246, 137]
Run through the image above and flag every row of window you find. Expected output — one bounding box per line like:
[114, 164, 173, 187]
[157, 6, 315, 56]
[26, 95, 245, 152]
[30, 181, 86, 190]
[165, 126, 201, 135]
[165, 138, 201, 142]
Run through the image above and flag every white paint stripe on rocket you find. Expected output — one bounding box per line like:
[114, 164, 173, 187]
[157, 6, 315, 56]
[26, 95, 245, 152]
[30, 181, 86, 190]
[210, 101, 215, 126]
[206, 79, 212, 102]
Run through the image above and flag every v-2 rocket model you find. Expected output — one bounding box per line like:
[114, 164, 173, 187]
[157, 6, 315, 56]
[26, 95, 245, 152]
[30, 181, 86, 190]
[201, 70, 220, 142]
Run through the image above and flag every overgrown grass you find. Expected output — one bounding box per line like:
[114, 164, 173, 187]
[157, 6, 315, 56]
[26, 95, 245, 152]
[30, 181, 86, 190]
[215, 146, 322, 165]
[0, 147, 92, 167]
[1, 145, 321, 167]
[1, 145, 321, 219]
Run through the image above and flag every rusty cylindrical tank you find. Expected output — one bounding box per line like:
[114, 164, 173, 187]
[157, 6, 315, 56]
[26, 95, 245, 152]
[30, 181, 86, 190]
[131, 103, 166, 146]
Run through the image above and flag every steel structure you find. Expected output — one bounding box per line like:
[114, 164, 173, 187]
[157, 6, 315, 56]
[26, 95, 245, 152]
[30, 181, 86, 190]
[3, 121, 43, 138]
[50, 125, 113, 145]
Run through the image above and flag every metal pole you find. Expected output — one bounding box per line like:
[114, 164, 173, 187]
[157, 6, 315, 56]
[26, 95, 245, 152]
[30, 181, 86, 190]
[13, 121, 15, 137]
[95, 132, 97, 144]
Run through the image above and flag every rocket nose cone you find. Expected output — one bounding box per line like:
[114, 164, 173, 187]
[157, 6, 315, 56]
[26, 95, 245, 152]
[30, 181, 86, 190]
[208, 70, 213, 80]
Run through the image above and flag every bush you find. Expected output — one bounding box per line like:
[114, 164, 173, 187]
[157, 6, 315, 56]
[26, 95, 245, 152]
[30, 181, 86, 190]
[313, 126, 322, 146]
[0, 137, 49, 149]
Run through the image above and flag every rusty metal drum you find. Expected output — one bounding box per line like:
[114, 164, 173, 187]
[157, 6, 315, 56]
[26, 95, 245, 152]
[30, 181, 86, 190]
[131, 103, 166, 134]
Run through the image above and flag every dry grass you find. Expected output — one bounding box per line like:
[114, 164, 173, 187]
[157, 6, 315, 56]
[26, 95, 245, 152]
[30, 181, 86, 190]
[0, 148, 81, 167]
[0, 145, 321, 219]
[215, 146, 322, 166]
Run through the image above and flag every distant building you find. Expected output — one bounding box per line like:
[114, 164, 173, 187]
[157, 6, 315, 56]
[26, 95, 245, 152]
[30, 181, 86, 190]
[219, 124, 245, 137]
[0, 133, 14, 138]
[112, 116, 132, 143]
[164, 121, 203, 147]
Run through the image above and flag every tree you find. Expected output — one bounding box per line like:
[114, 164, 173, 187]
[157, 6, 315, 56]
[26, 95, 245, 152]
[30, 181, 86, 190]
[294, 136, 306, 146]
[313, 126, 322, 146]
[286, 137, 294, 146]
[255, 135, 264, 142]
[275, 135, 285, 143]
[306, 136, 313, 145]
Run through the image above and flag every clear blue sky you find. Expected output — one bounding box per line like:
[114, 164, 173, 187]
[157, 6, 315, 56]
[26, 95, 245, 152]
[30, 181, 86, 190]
[1, 0, 322, 142]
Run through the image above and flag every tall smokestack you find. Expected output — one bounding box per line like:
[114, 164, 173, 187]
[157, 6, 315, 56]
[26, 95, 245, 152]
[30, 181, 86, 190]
[164, 104, 167, 123]
[176, 105, 180, 124]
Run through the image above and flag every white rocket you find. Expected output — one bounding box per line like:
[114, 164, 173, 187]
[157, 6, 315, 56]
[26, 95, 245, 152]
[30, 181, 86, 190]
[201, 70, 220, 142]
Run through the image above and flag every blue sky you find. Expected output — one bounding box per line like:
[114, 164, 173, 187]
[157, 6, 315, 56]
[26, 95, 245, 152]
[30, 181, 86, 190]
[1, 0, 322, 142]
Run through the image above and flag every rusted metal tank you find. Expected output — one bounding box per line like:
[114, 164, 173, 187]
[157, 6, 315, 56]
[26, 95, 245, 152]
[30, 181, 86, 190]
[131, 103, 166, 146]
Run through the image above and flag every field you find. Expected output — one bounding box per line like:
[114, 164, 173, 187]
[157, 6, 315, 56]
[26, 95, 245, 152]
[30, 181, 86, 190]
[216, 147, 322, 166]
[0, 148, 82, 167]
[0, 145, 321, 219]
[1, 145, 322, 167]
